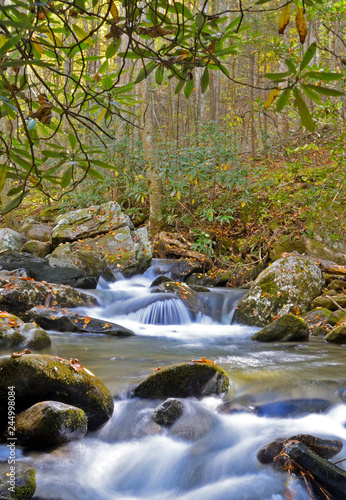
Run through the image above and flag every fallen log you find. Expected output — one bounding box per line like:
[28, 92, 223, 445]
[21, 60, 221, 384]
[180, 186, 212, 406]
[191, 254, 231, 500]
[158, 231, 211, 265]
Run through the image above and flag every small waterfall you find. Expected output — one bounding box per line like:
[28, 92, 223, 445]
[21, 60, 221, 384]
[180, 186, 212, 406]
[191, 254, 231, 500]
[121, 298, 192, 325]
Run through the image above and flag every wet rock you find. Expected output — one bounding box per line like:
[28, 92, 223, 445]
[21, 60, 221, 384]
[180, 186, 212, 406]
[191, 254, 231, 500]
[0, 274, 96, 317]
[26, 307, 134, 337]
[152, 281, 203, 316]
[0, 462, 36, 499]
[325, 323, 346, 344]
[150, 275, 173, 287]
[0, 228, 27, 252]
[257, 434, 343, 465]
[284, 441, 346, 500]
[149, 258, 204, 281]
[21, 240, 51, 258]
[168, 399, 218, 441]
[251, 314, 309, 342]
[132, 362, 229, 399]
[0, 250, 102, 288]
[234, 255, 324, 327]
[0, 354, 114, 431]
[311, 294, 346, 311]
[188, 284, 210, 293]
[302, 308, 344, 336]
[254, 398, 333, 417]
[0, 312, 51, 350]
[337, 388, 346, 402]
[185, 272, 231, 287]
[12, 401, 87, 448]
[153, 398, 184, 427]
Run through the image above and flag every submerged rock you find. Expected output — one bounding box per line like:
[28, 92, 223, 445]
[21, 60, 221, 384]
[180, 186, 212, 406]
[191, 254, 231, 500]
[132, 362, 229, 399]
[13, 401, 87, 448]
[254, 398, 333, 417]
[152, 398, 184, 427]
[151, 281, 203, 316]
[0, 312, 51, 350]
[0, 354, 114, 431]
[0, 274, 96, 317]
[251, 314, 309, 342]
[26, 307, 134, 337]
[0, 462, 36, 499]
[168, 399, 218, 441]
[234, 254, 324, 327]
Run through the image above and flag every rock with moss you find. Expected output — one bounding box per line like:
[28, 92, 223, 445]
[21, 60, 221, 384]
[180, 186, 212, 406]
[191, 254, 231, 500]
[302, 308, 344, 336]
[39, 205, 64, 223]
[132, 361, 229, 399]
[327, 279, 346, 292]
[311, 294, 346, 311]
[0, 274, 96, 317]
[26, 307, 134, 337]
[20, 222, 52, 243]
[0, 462, 36, 499]
[251, 314, 309, 342]
[20, 240, 51, 258]
[234, 255, 324, 327]
[153, 398, 184, 427]
[0, 354, 114, 431]
[0, 229, 27, 252]
[11, 401, 87, 448]
[0, 313, 51, 350]
[325, 323, 346, 344]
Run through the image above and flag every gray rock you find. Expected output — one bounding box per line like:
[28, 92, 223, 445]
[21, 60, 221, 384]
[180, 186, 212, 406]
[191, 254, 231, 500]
[0, 462, 36, 499]
[13, 401, 87, 448]
[0, 228, 27, 252]
[234, 255, 324, 327]
[21, 222, 52, 243]
[153, 398, 184, 427]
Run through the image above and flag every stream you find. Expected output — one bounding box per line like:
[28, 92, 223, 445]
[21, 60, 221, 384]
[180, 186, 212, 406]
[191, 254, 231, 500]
[1, 260, 346, 499]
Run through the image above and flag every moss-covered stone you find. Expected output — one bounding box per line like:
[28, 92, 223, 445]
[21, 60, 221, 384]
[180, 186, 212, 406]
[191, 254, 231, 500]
[251, 314, 309, 342]
[328, 279, 346, 292]
[132, 362, 229, 399]
[325, 324, 346, 344]
[20, 240, 51, 258]
[0, 354, 114, 431]
[18, 324, 51, 349]
[234, 255, 324, 327]
[152, 281, 203, 316]
[302, 308, 344, 336]
[0, 229, 27, 253]
[311, 294, 346, 311]
[13, 401, 87, 448]
[0, 462, 36, 499]
[0, 313, 50, 349]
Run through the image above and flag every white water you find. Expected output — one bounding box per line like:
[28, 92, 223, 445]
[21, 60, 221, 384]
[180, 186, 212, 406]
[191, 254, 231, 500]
[1, 262, 346, 500]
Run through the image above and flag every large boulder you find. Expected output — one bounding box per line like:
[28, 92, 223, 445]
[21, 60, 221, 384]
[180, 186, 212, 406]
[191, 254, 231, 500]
[302, 308, 345, 336]
[0, 228, 27, 252]
[132, 361, 229, 399]
[234, 254, 324, 327]
[325, 323, 346, 344]
[20, 222, 52, 242]
[51, 201, 131, 245]
[0, 312, 51, 350]
[0, 354, 114, 431]
[21, 240, 51, 258]
[12, 401, 87, 448]
[26, 307, 134, 337]
[0, 462, 36, 499]
[0, 274, 97, 317]
[251, 314, 309, 342]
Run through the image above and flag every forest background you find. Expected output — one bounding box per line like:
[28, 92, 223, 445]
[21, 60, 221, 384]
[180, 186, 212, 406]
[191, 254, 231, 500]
[0, 0, 345, 279]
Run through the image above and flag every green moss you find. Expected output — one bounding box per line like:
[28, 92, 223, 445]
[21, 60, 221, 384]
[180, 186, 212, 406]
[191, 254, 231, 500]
[325, 324, 346, 344]
[14, 467, 36, 500]
[252, 314, 309, 342]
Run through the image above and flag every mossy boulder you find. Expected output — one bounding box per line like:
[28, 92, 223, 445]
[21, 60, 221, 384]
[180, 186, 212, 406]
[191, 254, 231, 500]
[302, 308, 345, 336]
[20, 240, 51, 258]
[26, 307, 134, 337]
[251, 314, 309, 342]
[152, 281, 202, 316]
[12, 401, 87, 448]
[0, 354, 114, 431]
[20, 222, 52, 243]
[0, 275, 97, 317]
[311, 294, 346, 311]
[325, 323, 346, 344]
[327, 279, 346, 292]
[0, 312, 51, 350]
[0, 462, 36, 499]
[234, 255, 324, 327]
[132, 362, 229, 399]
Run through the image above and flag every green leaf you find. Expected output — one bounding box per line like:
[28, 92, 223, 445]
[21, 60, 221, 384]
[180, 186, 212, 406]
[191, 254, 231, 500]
[173, 2, 193, 20]
[90, 159, 115, 169]
[155, 65, 164, 85]
[72, 24, 92, 45]
[184, 74, 194, 98]
[302, 84, 321, 103]
[265, 71, 291, 81]
[294, 88, 315, 132]
[9, 153, 32, 171]
[0, 164, 7, 194]
[2, 191, 28, 214]
[214, 46, 238, 57]
[98, 59, 109, 74]
[105, 38, 121, 59]
[68, 133, 77, 149]
[135, 61, 156, 83]
[174, 78, 185, 94]
[285, 59, 296, 74]
[0, 34, 21, 55]
[196, 13, 204, 29]
[61, 167, 73, 188]
[42, 150, 67, 159]
[7, 185, 23, 196]
[201, 67, 209, 94]
[255, 0, 273, 4]
[3, 102, 17, 119]
[304, 71, 344, 82]
[276, 88, 291, 112]
[300, 43, 317, 71]
[0, 59, 51, 70]
[305, 84, 344, 97]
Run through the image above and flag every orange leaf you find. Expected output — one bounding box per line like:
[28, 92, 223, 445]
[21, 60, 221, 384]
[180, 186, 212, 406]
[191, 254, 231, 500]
[84, 316, 91, 325]
[70, 357, 83, 372]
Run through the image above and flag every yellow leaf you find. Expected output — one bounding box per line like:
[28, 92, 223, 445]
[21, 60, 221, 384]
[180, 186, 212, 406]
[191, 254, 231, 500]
[241, 201, 245, 207]
[278, 3, 290, 35]
[264, 88, 280, 109]
[194, 177, 198, 185]
[110, 1, 119, 22]
[97, 107, 107, 124]
[296, 6, 307, 44]
[33, 39, 45, 54]
[0, 35, 7, 49]
[177, 190, 181, 200]
[46, 29, 62, 47]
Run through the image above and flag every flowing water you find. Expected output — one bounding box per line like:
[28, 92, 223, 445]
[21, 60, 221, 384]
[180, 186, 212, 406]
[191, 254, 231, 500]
[1, 261, 346, 500]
